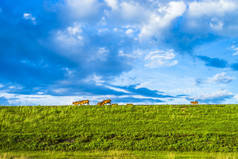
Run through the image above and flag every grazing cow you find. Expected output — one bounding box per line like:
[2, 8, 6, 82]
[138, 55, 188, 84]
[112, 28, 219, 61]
[72, 101, 80, 105]
[97, 99, 111, 106]
[73, 100, 89, 105]
[190, 101, 198, 105]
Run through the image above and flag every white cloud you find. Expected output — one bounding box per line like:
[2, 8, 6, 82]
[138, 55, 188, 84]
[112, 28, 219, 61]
[0, 91, 122, 105]
[0, 93, 77, 105]
[188, 0, 238, 17]
[9, 85, 20, 89]
[91, 74, 105, 86]
[104, 85, 130, 93]
[104, 1, 149, 24]
[89, 47, 109, 61]
[105, 0, 118, 10]
[196, 72, 234, 86]
[37, 92, 44, 95]
[144, 49, 178, 68]
[231, 45, 238, 56]
[120, 2, 146, 21]
[23, 13, 36, 24]
[139, 1, 186, 39]
[55, 23, 84, 48]
[234, 94, 238, 100]
[97, 47, 109, 59]
[63, 67, 74, 77]
[109, 69, 139, 87]
[134, 81, 152, 89]
[52, 88, 68, 94]
[0, 91, 165, 105]
[97, 28, 109, 34]
[125, 29, 134, 35]
[104, 1, 186, 40]
[207, 72, 234, 84]
[118, 49, 144, 59]
[119, 48, 178, 68]
[66, 0, 100, 18]
[84, 74, 105, 86]
[67, 25, 82, 35]
[98, 16, 107, 26]
[193, 90, 233, 103]
[209, 18, 224, 30]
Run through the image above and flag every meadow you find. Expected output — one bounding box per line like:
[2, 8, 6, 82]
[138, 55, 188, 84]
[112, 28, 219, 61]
[0, 104, 238, 158]
[1, 151, 238, 159]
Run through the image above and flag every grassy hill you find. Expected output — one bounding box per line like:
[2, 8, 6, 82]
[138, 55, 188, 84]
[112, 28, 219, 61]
[0, 104, 238, 152]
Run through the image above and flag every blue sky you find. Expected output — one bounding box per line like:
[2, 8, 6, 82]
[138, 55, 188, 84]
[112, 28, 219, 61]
[1, 0, 238, 105]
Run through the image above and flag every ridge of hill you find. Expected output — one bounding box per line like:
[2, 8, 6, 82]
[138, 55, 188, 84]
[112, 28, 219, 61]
[0, 105, 238, 152]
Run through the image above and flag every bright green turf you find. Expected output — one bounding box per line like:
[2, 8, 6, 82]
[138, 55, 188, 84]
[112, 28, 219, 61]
[0, 105, 238, 152]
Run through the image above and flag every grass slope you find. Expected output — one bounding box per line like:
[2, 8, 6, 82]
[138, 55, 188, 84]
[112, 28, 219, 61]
[0, 105, 238, 152]
[1, 151, 238, 159]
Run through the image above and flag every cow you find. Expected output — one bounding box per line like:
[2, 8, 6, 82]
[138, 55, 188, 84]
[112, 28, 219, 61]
[97, 99, 111, 106]
[73, 100, 89, 105]
[190, 101, 198, 105]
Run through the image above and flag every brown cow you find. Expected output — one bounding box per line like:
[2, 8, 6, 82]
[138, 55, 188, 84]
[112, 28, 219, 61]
[190, 101, 198, 105]
[73, 100, 89, 105]
[97, 99, 111, 106]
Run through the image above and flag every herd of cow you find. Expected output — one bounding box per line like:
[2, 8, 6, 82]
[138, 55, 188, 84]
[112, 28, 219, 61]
[73, 99, 112, 106]
[72, 99, 199, 106]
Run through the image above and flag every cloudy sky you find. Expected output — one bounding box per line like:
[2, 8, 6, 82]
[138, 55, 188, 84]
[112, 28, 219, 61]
[1, 0, 238, 105]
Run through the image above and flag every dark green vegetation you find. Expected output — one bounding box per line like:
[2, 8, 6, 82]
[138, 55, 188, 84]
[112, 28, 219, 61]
[0, 105, 238, 152]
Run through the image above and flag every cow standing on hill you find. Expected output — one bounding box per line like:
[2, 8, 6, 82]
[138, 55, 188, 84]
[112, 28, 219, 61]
[190, 101, 198, 105]
[73, 100, 89, 105]
[97, 99, 111, 106]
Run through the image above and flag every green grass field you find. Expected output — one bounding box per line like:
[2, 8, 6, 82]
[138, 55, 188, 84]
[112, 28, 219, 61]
[1, 151, 238, 159]
[1, 104, 238, 158]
